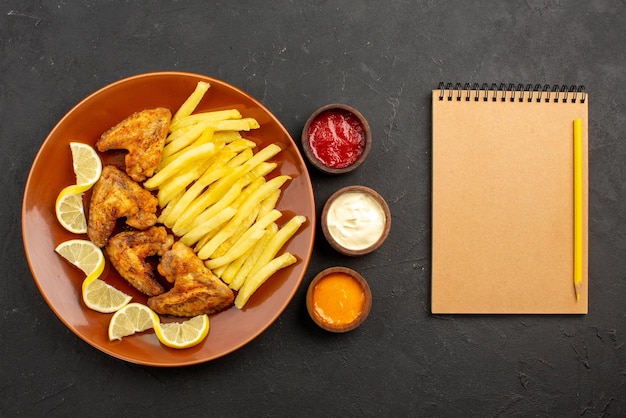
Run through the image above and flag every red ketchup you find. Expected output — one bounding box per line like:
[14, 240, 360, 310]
[307, 109, 366, 169]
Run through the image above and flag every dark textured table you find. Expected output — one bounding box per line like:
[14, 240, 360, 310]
[3, 1, 625, 416]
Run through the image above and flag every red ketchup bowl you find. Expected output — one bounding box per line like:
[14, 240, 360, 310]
[301, 104, 371, 174]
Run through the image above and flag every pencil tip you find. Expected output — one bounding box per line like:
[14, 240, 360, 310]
[576, 293, 580, 302]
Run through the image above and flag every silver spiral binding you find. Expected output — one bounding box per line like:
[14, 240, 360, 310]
[438, 82, 586, 103]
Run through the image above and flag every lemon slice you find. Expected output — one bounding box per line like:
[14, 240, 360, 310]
[154, 314, 210, 349]
[55, 239, 105, 277]
[55, 239, 131, 313]
[83, 278, 132, 314]
[108, 303, 159, 341]
[70, 142, 102, 187]
[55, 188, 88, 234]
[55, 143, 102, 233]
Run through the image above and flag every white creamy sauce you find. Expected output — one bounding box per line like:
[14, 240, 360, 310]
[326, 191, 386, 250]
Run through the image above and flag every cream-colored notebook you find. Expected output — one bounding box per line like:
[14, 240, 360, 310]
[431, 83, 588, 314]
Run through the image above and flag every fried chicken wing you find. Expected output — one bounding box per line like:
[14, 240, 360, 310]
[96, 108, 171, 182]
[148, 242, 234, 317]
[87, 165, 158, 247]
[106, 226, 174, 296]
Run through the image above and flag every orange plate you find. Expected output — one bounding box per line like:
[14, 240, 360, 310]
[21, 72, 315, 367]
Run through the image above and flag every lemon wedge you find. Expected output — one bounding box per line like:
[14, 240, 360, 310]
[108, 303, 159, 341]
[55, 142, 102, 234]
[109, 302, 210, 348]
[70, 142, 103, 187]
[154, 314, 210, 349]
[55, 189, 88, 234]
[55, 239, 105, 277]
[82, 278, 132, 314]
[55, 239, 131, 313]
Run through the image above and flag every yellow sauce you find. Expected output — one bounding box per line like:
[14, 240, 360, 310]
[326, 191, 385, 251]
[312, 272, 365, 326]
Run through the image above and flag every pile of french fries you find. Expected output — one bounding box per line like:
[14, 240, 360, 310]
[144, 82, 306, 309]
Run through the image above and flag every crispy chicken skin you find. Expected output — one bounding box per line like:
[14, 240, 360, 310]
[87, 165, 158, 247]
[106, 226, 174, 296]
[148, 242, 235, 317]
[96, 108, 171, 182]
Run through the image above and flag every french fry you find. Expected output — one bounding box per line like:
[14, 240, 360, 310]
[166, 120, 257, 157]
[161, 128, 240, 164]
[196, 176, 290, 260]
[163, 123, 203, 151]
[169, 109, 242, 132]
[159, 129, 216, 175]
[179, 174, 265, 237]
[205, 209, 283, 269]
[187, 175, 254, 241]
[194, 228, 213, 253]
[210, 188, 279, 260]
[171, 164, 259, 235]
[179, 206, 237, 247]
[157, 134, 230, 207]
[219, 253, 247, 285]
[213, 131, 244, 143]
[175, 180, 244, 237]
[197, 142, 280, 201]
[208, 228, 266, 270]
[234, 252, 297, 309]
[163, 123, 217, 160]
[170, 81, 210, 128]
[157, 190, 183, 225]
[170, 147, 278, 234]
[258, 189, 281, 220]
[247, 215, 306, 278]
[192, 151, 279, 217]
[211, 206, 260, 259]
[230, 223, 278, 291]
[225, 147, 254, 168]
[161, 149, 238, 227]
[157, 158, 213, 207]
[242, 143, 282, 169]
[224, 138, 257, 154]
[227, 162, 277, 194]
[195, 202, 257, 261]
[211, 264, 228, 279]
[206, 118, 260, 132]
[159, 127, 217, 168]
[144, 142, 216, 190]
[165, 164, 229, 218]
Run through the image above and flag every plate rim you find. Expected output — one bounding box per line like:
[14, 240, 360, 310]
[21, 71, 316, 367]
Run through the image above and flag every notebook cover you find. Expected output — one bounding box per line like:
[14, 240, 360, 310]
[431, 88, 588, 314]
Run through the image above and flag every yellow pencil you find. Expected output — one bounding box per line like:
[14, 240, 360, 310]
[573, 119, 583, 302]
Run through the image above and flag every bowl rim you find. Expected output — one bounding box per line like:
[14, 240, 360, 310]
[321, 185, 391, 256]
[306, 266, 372, 333]
[300, 103, 372, 175]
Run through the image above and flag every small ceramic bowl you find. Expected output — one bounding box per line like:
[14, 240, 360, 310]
[301, 103, 371, 174]
[306, 267, 372, 333]
[321, 185, 391, 256]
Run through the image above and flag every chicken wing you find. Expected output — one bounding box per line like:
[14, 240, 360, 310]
[148, 242, 234, 317]
[87, 165, 158, 247]
[96, 108, 171, 182]
[106, 226, 174, 296]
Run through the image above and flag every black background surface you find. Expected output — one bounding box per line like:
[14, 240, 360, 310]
[2, 1, 625, 416]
